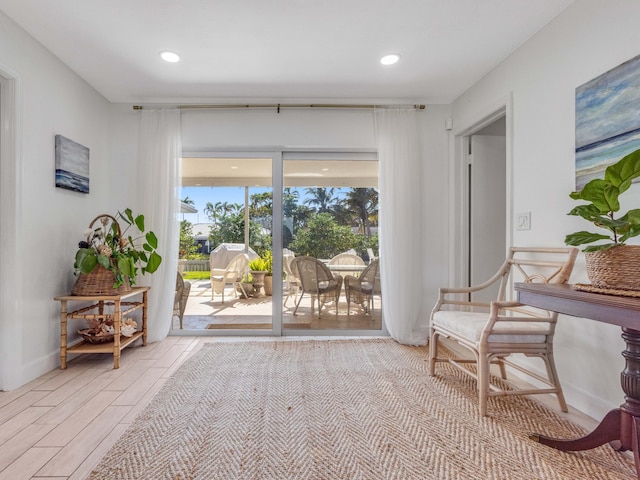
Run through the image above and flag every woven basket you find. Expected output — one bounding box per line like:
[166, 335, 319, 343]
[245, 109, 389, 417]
[77, 328, 115, 344]
[72, 264, 131, 296]
[585, 245, 640, 291]
[71, 214, 132, 296]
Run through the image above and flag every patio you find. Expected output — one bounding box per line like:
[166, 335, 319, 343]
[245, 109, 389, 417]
[173, 278, 383, 331]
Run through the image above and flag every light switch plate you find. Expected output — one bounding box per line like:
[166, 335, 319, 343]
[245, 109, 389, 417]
[517, 212, 531, 231]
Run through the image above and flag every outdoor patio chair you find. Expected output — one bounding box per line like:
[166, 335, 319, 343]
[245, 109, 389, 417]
[290, 256, 343, 317]
[327, 252, 366, 277]
[429, 246, 578, 416]
[283, 252, 300, 307]
[174, 272, 191, 329]
[344, 258, 380, 315]
[211, 252, 250, 303]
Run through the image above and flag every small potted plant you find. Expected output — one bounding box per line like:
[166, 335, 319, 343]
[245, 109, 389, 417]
[248, 257, 268, 296]
[73, 208, 162, 295]
[565, 148, 640, 290]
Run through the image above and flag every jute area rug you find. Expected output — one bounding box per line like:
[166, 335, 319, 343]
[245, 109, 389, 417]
[88, 339, 635, 479]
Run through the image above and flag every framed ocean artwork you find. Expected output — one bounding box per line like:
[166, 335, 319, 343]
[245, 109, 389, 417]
[55, 134, 90, 194]
[575, 53, 640, 191]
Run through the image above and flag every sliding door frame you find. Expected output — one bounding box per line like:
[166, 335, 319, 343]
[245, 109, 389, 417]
[178, 147, 386, 337]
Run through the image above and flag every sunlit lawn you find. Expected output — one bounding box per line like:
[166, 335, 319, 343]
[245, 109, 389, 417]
[182, 270, 210, 280]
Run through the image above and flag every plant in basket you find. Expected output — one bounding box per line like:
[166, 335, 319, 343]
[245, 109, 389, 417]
[73, 208, 162, 294]
[565, 148, 640, 290]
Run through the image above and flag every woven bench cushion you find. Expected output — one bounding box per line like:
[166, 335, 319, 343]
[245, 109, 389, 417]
[432, 311, 547, 343]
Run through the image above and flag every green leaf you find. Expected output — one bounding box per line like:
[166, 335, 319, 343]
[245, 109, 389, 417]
[620, 225, 640, 243]
[96, 254, 110, 269]
[564, 230, 611, 246]
[75, 249, 98, 274]
[570, 179, 620, 213]
[593, 215, 630, 230]
[620, 209, 640, 226]
[618, 211, 640, 242]
[605, 148, 640, 190]
[120, 208, 134, 226]
[144, 252, 162, 274]
[568, 204, 606, 222]
[134, 214, 145, 232]
[145, 231, 158, 249]
[117, 256, 133, 277]
[583, 243, 619, 252]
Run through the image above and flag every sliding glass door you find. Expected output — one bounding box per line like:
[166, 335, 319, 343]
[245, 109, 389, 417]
[174, 150, 382, 336]
[281, 152, 382, 334]
[175, 153, 278, 335]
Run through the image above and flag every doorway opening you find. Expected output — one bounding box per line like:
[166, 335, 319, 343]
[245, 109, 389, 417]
[450, 102, 511, 294]
[468, 116, 507, 301]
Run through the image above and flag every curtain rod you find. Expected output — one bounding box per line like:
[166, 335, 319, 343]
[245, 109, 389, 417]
[132, 103, 426, 112]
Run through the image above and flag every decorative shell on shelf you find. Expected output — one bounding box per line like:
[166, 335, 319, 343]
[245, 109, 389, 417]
[120, 318, 138, 337]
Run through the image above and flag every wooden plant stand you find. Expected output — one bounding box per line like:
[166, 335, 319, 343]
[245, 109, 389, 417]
[54, 286, 149, 369]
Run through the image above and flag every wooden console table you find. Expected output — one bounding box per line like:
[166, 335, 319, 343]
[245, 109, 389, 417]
[515, 283, 640, 478]
[54, 286, 149, 369]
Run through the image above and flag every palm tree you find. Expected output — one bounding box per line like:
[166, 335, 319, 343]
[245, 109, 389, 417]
[181, 196, 195, 206]
[204, 201, 240, 223]
[343, 188, 379, 237]
[303, 187, 340, 214]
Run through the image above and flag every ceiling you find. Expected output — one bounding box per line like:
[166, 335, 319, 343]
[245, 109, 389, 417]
[0, 0, 574, 104]
[182, 158, 378, 187]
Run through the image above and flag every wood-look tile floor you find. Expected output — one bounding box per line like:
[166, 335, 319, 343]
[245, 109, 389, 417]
[0, 336, 604, 479]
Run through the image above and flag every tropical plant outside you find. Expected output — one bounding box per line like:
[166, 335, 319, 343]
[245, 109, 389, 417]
[181, 186, 379, 265]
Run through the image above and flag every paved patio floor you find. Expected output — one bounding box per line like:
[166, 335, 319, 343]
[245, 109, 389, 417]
[173, 278, 382, 332]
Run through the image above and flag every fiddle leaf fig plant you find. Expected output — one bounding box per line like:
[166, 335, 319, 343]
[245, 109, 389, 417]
[565, 148, 640, 252]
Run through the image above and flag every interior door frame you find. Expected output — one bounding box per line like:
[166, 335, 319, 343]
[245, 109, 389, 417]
[448, 94, 513, 289]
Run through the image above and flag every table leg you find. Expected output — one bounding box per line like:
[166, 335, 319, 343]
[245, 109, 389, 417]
[142, 290, 148, 346]
[113, 298, 121, 369]
[531, 327, 640, 479]
[59, 300, 68, 369]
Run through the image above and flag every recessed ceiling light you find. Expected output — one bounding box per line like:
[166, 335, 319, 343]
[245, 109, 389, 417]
[230, 166, 239, 169]
[380, 54, 400, 66]
[321, 168, 329, 171]
[160, 51, 180, 63]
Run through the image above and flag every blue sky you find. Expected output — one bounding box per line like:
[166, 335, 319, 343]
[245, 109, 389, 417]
[180, 186, 268, 224]
[180, 185, 349, 224]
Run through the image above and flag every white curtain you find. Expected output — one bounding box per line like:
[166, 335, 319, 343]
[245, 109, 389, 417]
[374, 108, 428, 345]
[137, 109, 181, 342]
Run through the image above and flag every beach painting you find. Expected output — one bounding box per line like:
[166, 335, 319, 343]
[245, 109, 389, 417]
[575, 53, 640, 190]
[55, 135, 89, 194]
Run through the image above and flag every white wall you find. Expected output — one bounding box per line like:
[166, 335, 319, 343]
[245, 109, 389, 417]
[181, 107, 377, 149]
[0, 11, 127, 389]
[451, 0, 640, 418]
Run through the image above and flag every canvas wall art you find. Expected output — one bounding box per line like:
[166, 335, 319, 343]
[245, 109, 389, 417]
[55, 134, 90, 194]
[575, 53, 640, 190]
